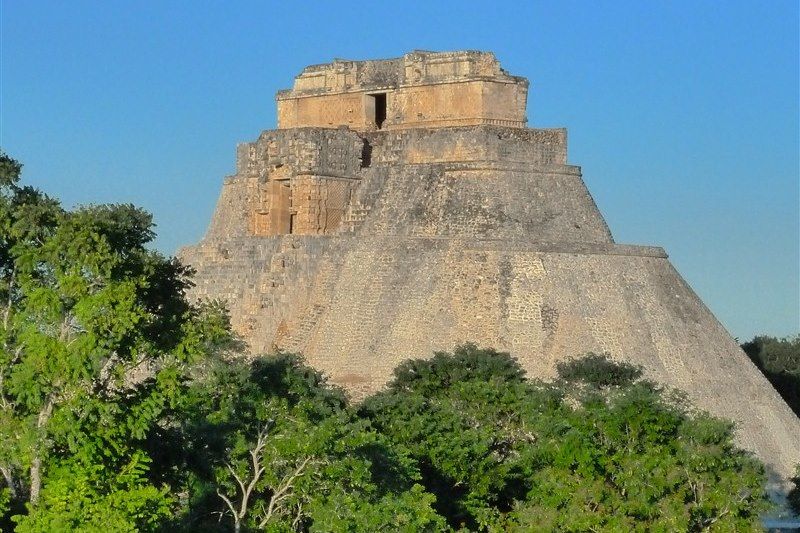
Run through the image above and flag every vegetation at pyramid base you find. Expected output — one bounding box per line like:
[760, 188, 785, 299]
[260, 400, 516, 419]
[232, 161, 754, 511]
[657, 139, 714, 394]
[160, 353, 445, 532]
[790, 466, 800, 516]
[738, 334, 799, 515]
[0, 151, 783, 531]
[362, 344, 771, 531]
[741, 335, 800, 418]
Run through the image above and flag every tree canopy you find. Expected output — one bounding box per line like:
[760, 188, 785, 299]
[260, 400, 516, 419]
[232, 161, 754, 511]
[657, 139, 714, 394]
[0, 151, 233, 530]
[741, 335, 800, 417]
[362, 345, 770, 531]
[165, 353, 444, 532]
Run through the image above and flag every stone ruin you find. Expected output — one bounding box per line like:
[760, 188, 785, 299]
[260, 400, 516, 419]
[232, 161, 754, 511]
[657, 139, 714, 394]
[179, 50, 800, 492]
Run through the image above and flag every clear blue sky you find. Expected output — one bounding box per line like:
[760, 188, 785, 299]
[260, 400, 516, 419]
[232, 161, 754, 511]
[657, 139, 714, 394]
[2, 0, 798, 340]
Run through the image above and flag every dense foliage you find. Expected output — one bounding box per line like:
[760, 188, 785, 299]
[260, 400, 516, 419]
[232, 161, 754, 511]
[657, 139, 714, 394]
[362, 344, 770, 531]
[741, 335, 800, 417]
[165, 353, 444, 532]
[790, 465, 800, 516]
[0, 152, 779, 530]
[0, 152, 233, 530]
[555, 352, 642, 387]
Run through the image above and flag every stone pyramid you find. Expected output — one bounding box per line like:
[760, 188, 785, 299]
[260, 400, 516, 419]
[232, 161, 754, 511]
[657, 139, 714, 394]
[179, 51, 800, 491]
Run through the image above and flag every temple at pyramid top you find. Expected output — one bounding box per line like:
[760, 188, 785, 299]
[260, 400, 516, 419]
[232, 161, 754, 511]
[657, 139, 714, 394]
[275, 50, 529, 130]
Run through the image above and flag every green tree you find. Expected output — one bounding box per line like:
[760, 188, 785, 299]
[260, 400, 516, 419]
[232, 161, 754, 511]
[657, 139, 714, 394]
[741, 335, 800, 416]
[0, 151, 232, 530]
[362, 346, 771, 531]
[361, 344, 550, 529]
[789, 465, 800, 516]
[171, 353, 446, 532]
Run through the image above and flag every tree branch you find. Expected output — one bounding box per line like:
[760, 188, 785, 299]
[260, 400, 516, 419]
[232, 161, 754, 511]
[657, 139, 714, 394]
[0, 464, 17, 500]
[2, 266, 15, 337]
[226, 462, 248, 505]
[29, 397, 54, 505]
[217, 489, 237, 518]
[259, 456, 312, 528]
[216, 423, 272, 532]
[291, 502, 303, 531]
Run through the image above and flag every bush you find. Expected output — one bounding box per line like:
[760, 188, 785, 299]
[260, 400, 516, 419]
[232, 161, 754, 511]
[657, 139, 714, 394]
[168, 353, 445, 532]
[556, 352, 643, 387]
[388, 343, 527, 394]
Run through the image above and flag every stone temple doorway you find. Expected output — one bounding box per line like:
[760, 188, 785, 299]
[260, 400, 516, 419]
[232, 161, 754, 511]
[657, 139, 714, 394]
[368, 93, 387, 129]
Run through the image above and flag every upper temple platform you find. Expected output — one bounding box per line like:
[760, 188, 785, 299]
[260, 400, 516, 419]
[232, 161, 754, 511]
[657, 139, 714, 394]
[276, 50, 529, 131]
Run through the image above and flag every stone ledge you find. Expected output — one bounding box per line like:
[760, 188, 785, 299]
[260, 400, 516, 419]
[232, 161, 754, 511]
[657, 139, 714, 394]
[443, 162, 581, 174]
[369, 161, 581, 175]
[180, 236, 666, 263]
[354, 236, 667, 257]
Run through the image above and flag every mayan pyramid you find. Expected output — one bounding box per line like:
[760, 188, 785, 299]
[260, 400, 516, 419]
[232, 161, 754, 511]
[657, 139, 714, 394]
[179, 50, 800, 491]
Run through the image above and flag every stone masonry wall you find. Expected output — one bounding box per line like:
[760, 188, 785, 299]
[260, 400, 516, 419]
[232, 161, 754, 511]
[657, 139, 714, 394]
[364, 126, 567, 166]
[235, 128, 365, 180]
[185, 235, 336, 343]
[276, 51, 528, 131]
[347, 163, 613, 242]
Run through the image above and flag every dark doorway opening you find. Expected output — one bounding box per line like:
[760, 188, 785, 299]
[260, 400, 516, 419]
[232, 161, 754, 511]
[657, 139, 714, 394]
[360, 138, 372, 168]
[370, 93, 387, 129]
